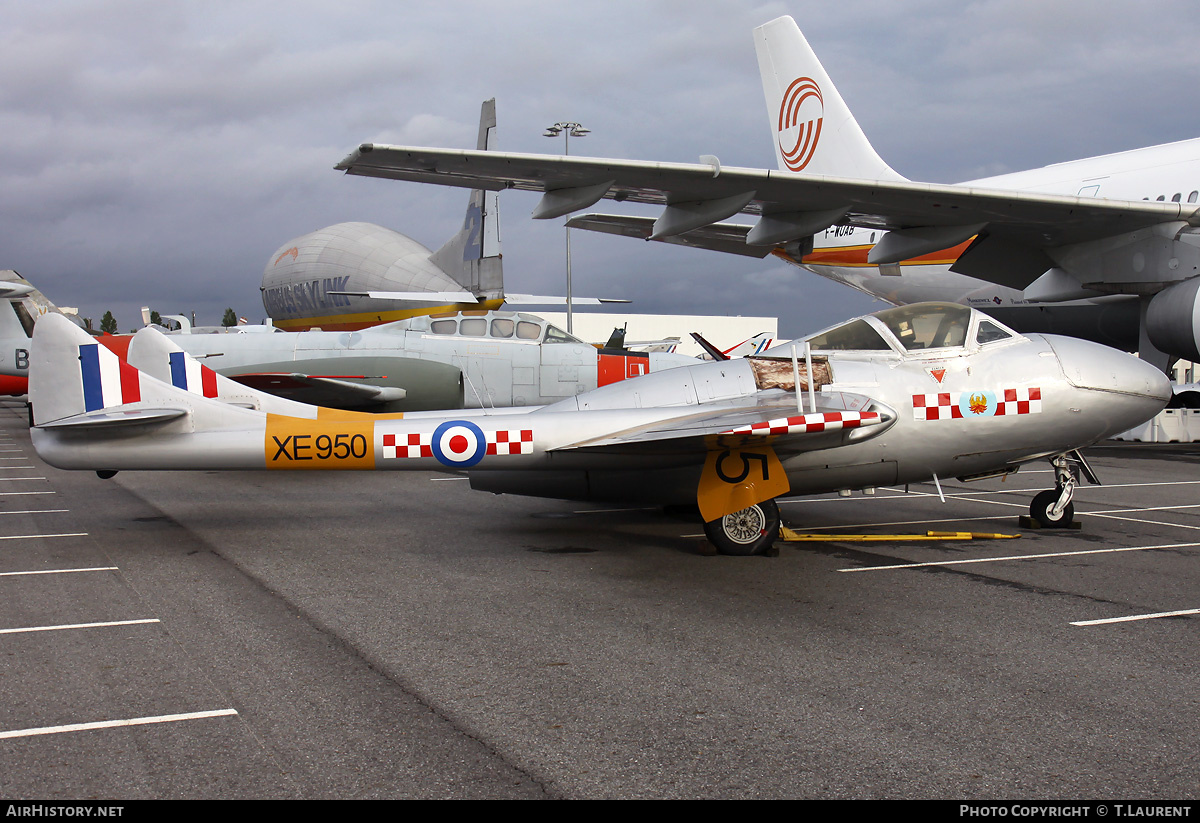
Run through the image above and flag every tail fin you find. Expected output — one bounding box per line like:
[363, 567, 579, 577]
[29, 313, 276, 471]
[125, 328, 319, 418]
[754, 16, 904, 181]
[429, 99, 503, 299]
[724, 332, 775, 358]
[30, 313, 182, 427]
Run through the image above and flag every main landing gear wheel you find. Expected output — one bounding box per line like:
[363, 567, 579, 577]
[704, 499, 781, 556]
[1029, 489, 1074, 528]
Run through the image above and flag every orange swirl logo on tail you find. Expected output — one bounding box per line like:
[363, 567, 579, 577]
[777, 77, 824, 172]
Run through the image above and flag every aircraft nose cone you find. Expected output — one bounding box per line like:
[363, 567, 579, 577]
[1044, 334, 1172, 431]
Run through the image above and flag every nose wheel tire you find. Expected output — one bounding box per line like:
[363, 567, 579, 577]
[704, 499, 781, 556]
[1030, 489, 1074, 528]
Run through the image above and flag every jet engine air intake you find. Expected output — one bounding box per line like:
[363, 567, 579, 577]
[1146, 276, 1200, 362]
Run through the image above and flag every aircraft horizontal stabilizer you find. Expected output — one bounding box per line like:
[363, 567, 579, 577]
[502, 294, 632, 305]
[35, 407, 188, 430]
[329, 289, 630, 306]
[0, 283, 35, 298]
[329, 290, 481, 303]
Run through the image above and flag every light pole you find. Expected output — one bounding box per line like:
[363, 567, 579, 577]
[543, 122, 590, 334]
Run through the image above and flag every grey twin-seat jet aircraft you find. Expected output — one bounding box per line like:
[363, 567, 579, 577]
[28, 302, 1168, 555]
[127, 311, 697, 412]
[0, 274, 693, 412]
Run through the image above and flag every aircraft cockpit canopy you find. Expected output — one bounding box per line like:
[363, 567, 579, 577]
[421, 311, 586, 345]
[873, 303, 972, 351]
[792, 303, 1018, 357]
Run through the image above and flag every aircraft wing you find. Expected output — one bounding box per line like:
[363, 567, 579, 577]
[552, 402, 893, 455]
[228, 373, 407, 408]
[564, 214, 772, 259]
[335, 145, 1197, 288]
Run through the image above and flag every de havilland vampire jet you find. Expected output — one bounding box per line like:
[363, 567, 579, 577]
[332, 17, 1200, 370]
[28, 302, 1169, 555]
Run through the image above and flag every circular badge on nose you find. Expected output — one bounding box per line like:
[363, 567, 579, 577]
[959, 389, 997, 418]
[431, 420, 487, 467]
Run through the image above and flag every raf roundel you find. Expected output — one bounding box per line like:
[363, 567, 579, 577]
[430, 420, 487, 467]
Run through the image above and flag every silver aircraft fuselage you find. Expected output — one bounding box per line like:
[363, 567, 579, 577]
[31, 305, 1168, 516]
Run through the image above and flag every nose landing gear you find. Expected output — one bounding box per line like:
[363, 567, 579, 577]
[1028, 450, 1098, 528]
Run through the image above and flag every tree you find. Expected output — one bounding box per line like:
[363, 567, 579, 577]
[222, 308, 237, 327]
[99, 311, 118, 334]
[149, 310, 163, 327]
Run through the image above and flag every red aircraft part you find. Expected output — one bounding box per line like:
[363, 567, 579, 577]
[0, 374, 27, 396]
[597, 352, 651, 387]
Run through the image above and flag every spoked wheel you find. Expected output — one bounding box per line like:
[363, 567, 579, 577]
[1030, 489, 1074, 528]
[703, 498, 781, 556]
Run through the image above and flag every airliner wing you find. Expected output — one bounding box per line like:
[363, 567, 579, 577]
[335, 145, 1196, 258]
[564, 214, 772, 259]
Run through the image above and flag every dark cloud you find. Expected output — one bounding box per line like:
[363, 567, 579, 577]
[0, 0, 1196, 334]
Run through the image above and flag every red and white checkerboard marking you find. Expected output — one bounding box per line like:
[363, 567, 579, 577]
[722, 411, 880, 436]
[486, 429, 534, 455]
[994, 387, 1041, 416]
[913, 387, 1042, 420]
[913, 392, 963, 421]
[382, 432, 431, 459]
[380, 429, 534, 459]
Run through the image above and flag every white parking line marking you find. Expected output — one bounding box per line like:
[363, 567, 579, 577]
[1084, 512, 1200, 532]
[916, 479, 1200, 499]
[782, 503, 1200, 535]
[0, 618, 160, 635]
[0, 509, 68, 516]
[0, 709, 239, 740]
[0, 532, 87, 541]
[0, 566, 116, 578]
[838, 542, 1200, 572]
[785, 479, 1200, 505]
[1072, 609, 1200, 626]
[574, 507, 657, 514]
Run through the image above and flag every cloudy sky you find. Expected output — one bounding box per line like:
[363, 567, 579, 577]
[2, 0, 1197, 337]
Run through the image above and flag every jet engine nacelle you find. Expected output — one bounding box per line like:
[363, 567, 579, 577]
[1146, 276, 1200, 362]
[1050, 223, 1200, 294]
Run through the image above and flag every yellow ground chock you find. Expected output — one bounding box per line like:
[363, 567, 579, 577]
[780, 528, 1020, 542]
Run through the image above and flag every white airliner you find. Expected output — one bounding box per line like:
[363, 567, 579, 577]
[332, 16, 1200, 369]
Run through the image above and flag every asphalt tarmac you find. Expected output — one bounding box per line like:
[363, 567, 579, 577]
[0, 398, 1197, 799]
